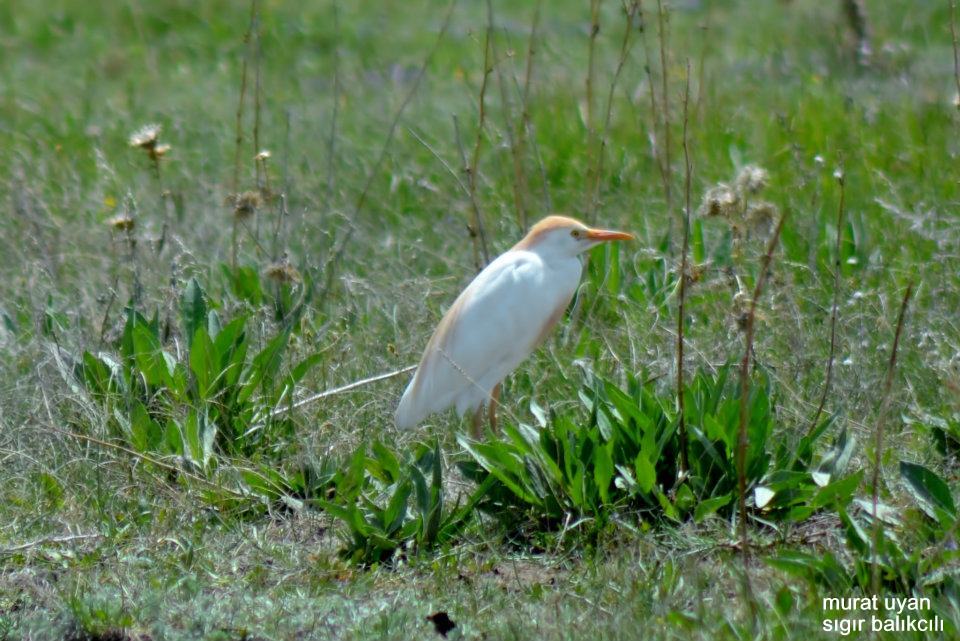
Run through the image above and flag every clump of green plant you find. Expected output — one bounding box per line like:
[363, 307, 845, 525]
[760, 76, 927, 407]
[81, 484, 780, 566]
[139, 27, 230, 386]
[318, 440, 493, 566]
[770, 460, 959, 598]
[69, 276, 321, 471]
[458, 367, 857, 533]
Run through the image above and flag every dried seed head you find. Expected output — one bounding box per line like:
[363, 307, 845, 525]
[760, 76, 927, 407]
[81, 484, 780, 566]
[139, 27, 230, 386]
[686, 262, 709, 284]
[129, 124, 161, 149]
[233, 191, 262, 219]
[735, 164, 769, 195]
[732, 289, 751, 330]
[698, 184, 739, 219]
[153, 143, 171, 158]
[255, 149, 272, 161]
[264, 260, 302, 284]
[746, 201, 777, 236]
[107, 214, 135, 232]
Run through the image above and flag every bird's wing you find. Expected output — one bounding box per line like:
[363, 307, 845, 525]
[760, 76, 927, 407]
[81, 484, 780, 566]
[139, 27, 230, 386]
[396, 251, 577, 428]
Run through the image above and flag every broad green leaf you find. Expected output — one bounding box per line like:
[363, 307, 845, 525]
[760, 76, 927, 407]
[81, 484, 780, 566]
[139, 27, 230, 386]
[693, 494, 731, 523]
[634, 450, 656, 494]
[816, 427, 855, 478]
[189, 327, 216, 400]
[239, 330, 290, 403]
[900, 460, 957, 525]
[222, 264, 264, 305]
[180, 278, 207, 349]
[593, 441, 614, 505]
[129, 400, 162, 452]
[131, 322, 172, 389]
[369, 441, 402, 483]
[811, 470, 862, 509]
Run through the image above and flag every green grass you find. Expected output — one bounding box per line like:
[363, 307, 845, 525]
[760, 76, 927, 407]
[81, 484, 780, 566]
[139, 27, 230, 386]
[1, 0, 959, 638]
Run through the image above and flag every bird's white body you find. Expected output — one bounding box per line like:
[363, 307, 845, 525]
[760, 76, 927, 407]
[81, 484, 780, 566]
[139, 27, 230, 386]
[395, 215, 632, 431]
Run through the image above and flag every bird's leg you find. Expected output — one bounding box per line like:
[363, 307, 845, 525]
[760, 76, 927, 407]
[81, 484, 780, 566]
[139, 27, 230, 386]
[487, 382, 501, 433]
[470, 405, 485, 440]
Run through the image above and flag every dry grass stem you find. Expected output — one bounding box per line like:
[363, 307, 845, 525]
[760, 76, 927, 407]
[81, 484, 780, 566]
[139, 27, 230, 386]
[736, 209, 788, 612]
[637, 1, 669, 212]
[466, 4, 495, 267]
[231, 0, 259, 268]
[951, 0, 960, 109]
[870, 281, 914, 595]
[328, 0, 341, 197]
[588, 0, 640, 222]
[676, 59, 692, 478]
[807, 170, 845, 437]
[488, 3, 528, 232]
[585, 0, 602, 159]
[268, 365, 417, 420]
[453, 115, 489, 271]
[318, 0, 459, 304]
[655, 0, 672, 216]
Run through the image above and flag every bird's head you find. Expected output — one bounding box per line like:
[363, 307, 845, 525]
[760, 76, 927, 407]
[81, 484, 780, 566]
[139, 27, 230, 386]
[513, 215, 634, 259]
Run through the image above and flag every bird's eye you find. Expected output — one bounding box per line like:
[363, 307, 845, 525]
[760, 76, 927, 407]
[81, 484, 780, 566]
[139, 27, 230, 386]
[571, 229, 582, 239]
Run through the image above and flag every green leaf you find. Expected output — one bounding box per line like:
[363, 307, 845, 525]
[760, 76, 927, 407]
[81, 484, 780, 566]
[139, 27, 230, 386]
[129, 400, 163, 452]
[811, 470, 862, 509]
[693, 494, 731, 523]
[239, 330, 290, 403]
[459, 436, 541, 506]
[634, 450, 656, 494]
[213, 317, 248, 388]
[369, 441, 402, 483]
[180, 278, 207, 349]
[816, 427, 856, 478]
[222, 264, 264, 305]
[189, 327, 216, 401]
[383, 479, 412, 535]
[593, 441, 614, 505]
[131, 323, 174, 389]
[899, 460, 957, 525]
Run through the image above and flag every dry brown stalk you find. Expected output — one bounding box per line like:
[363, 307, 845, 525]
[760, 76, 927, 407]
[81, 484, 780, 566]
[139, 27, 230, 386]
[318, 0, 460, 304]
[736, 209, 788, 613]
[807, 170, 845, 437]
[676, 59, 692, 478]
[870, 282, 914, 595]
[588, 0, 640, 222]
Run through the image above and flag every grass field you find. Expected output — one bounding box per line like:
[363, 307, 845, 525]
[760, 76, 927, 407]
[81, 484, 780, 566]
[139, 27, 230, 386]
[2, 0, 959, 638]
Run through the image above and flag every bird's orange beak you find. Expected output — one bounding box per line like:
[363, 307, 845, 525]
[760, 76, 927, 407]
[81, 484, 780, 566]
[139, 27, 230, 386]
[585, 228, 634, 242]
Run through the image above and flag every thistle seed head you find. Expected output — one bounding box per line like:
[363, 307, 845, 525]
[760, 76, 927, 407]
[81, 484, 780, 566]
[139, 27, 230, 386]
[107, 214, 135, 232]
[735, 164, 769, 195]
[233, 191, 262, 219]
[129, 124, 161, 150]
[698, 184, 739, 219]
